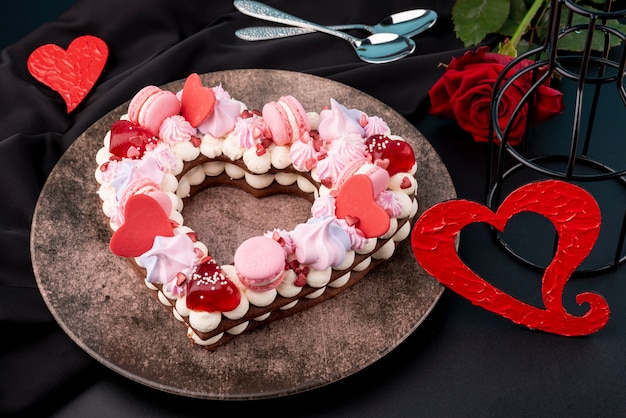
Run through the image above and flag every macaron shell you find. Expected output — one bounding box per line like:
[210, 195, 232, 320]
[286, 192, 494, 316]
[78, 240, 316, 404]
[138, 90, 181, 136]
[234, 236, 286, 290]
[128, 85, 160, 124]
[262, 101, 290, 145]
[281, 95, 310, 138]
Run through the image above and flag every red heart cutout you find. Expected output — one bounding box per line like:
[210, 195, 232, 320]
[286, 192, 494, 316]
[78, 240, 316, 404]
[181, 73, 216, 127]
[27, 35, 108, 113]
[335, 174, 390, 238]
[186, 258, 241, 312]
[411, 179, 610, 336]
[110, 194, 174, 258]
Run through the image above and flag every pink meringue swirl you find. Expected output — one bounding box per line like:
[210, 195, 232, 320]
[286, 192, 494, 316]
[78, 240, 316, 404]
[328, 133, 368, 163]
[364, 115, 391, 137]
[318, 98, 365, 142]
[310, 195, 336, 218]
[314, 149, 350, 185]
[139, 234, 198, 298]
[291, 216, 352, 270]
[197, 85, 241, 138]
[376, 190, 403, 218]
[143, 143, 179, 173]
[232, 114, 266, 149]
[336, 218, 368, 250]
[159, 115, 197, 144]
[289, 137, 321, 171]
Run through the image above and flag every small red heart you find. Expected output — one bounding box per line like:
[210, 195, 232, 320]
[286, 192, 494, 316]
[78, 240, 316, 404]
[335, 174, 390, 238]
[27, 35, 108, 113]
[110, 194, 174, 257]
[365, 134, 415, 176]
[181, 73, 216, 127]
[411, 180, 610, 336]
[186, 258, 241, 312]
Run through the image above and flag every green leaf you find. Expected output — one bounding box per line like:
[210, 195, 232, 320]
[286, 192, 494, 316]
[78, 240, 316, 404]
[557, 14, 626, 52]
[498, 0, 530, 37]
[452, 0, 511, 46]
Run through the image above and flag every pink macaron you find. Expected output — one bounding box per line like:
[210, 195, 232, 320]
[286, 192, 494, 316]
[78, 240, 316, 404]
[262, 95, 310, 146]
[128, 85, 181, 136]
[117, 178, 172, 224]
[336, 158, 390, 197]
[234, 236, 286, 292]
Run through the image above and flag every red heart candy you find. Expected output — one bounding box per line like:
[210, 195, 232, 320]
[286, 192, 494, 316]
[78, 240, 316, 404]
[110, 194, 174, 257]
[335, 174, 390, 238]
[181, 73, 216, 127]
[365, 134, 415, 177]
[186, 259, 241, 312]
[411, 179, 610, 336]
[27, 35, 108, 113]
[109, 120, 157, 159]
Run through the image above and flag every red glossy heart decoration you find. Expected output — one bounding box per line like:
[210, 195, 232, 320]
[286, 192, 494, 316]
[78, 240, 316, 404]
[365, 134, 415, 176]
[181, 73, 216, 127]
[335, 174, 390, 238]
[110, 194, 174, 258]
[411, 179, 610, 336]
[109, 120, 157, 159]
[27, 35, 108, 113]
[186, 258, 241, 312]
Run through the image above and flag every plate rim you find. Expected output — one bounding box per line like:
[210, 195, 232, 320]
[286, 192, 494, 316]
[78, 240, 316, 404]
[31, 69, 454, 400]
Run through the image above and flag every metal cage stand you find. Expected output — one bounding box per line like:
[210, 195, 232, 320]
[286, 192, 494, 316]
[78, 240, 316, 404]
[487, 0, 626, 275]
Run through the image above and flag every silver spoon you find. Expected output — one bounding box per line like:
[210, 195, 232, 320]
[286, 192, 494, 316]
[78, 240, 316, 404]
[235, 9, 437, 41]
[233, 0, 416, 64]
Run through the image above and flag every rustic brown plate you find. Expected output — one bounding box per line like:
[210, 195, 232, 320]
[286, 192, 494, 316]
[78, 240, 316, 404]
[31, 69, 455, 400]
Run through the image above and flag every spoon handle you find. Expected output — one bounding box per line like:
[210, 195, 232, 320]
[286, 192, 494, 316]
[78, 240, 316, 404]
[236, 25, 372, 41]
[233, 0, 359, 44]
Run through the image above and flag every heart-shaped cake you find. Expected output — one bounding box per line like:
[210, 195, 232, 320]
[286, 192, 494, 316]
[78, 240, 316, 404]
[95, 73, 419, 349]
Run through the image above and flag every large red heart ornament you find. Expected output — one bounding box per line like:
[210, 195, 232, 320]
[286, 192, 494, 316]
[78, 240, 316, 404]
[110, 194, 174, 258]
[411, 179, 610, 336]
[181, 73, 216, 127]
[335, 174, 390, 238]
[27, 35, 108, 113]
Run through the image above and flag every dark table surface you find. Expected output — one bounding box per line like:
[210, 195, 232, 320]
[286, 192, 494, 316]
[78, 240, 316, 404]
[1, 1, 625, 417]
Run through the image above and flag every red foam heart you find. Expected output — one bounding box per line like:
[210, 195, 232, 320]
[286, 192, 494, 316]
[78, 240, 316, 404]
[186, 258, 241, 312]
[365, 134, 415, 176]
[181, 73, 216, 127]
[411, 179, 610, 336]
[27, 35, 108, 113]
[335, 174, 390, 238]
[110, 194, 174, 258]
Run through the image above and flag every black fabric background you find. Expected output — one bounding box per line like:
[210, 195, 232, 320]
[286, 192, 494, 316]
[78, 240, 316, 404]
[1, 1, 625, 417]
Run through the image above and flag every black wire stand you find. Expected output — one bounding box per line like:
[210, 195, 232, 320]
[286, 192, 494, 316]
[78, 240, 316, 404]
[487, 0, 626, 276]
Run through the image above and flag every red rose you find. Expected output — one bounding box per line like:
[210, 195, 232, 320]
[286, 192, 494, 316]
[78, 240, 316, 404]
[428, 46, 564, 145]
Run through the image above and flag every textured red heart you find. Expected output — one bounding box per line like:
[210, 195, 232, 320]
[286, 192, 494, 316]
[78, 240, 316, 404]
[181, 73, 216, 127]
[27, 35, 108, 113]
[335, 174, 390, 238]
[110, 194, 174, 258]
[411, 179, 610, 336]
